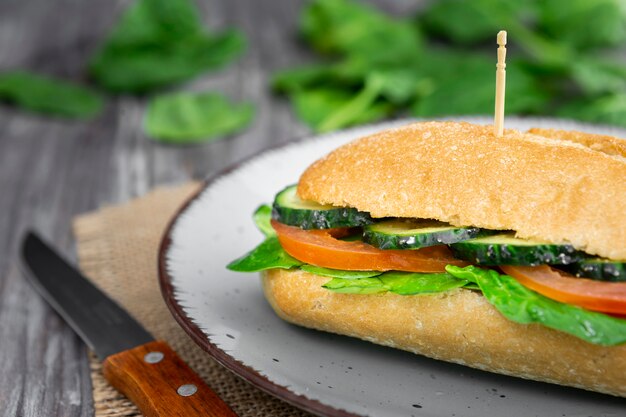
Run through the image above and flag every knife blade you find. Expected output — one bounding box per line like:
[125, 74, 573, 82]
[21, 231, 238, 417]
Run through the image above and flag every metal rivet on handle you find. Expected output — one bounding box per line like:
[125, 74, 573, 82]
[144, 351, 164, 364]
[177, 384, 198, 397]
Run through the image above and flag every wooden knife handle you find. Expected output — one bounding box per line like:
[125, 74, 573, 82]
[102, 340, 238, 417]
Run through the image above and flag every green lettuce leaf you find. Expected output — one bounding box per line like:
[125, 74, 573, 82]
[463, 283, 481, 291]
[228, 204, 300, 271]
[323, 272, 469, 295]
[322, 277, 388, 294]
[144, 92, 254, 143]
[253, 205, 275, 237]
[0, 71, 103, 118]
[301, 265, 382, 279]
[380, 272, 469, 295]
[227, 237, 302, 272]
[446, 265, 626, 346]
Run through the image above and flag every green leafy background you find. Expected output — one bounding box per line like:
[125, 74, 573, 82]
[3, 0, 626, 137]
[274, 0, 626, 132]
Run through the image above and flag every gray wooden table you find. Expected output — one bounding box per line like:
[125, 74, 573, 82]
[0, 0, 416, 415]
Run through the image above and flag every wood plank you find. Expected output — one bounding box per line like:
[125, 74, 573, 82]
[0, 2, 133, 415]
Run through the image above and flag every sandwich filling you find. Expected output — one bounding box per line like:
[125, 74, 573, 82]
[228, 184, 626, 347]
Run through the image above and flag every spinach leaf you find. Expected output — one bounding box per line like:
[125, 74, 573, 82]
[323, 271, 469, 295]
[253, 205, 275, 237]
[379, 272, 469, 295]
[0, 71, 103, 118]
[144, 92, 254, 143]
[420, 0, 570, 66]
[301, 265, 382, 279]
[98, 0, 202, 48]
[272, 65, 340, 93]
[91, 33, 244, 93]
[446, 265, 626, 346]
[291, 87, 393, 132]
[272, 61, 365, 94]
[412, 57, 548, 117]
[322, 277, 388, 294]
[570, 58, 626, 95]
[90, 0, 245, 93]
[368, 68, 425, 105]
[420, 0, 532, 45]
[273, 59, 406, 132]
[227, 237, 302, 272]
[539, 0, 626, 50]
[463, 283, 481, 291]
[314, 74, 386, 132]
[301, 0, 422, 65]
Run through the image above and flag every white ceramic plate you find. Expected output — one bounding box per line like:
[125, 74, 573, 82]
[159, 117, 626, 417]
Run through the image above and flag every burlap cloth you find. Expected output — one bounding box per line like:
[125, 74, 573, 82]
[73, 182, 311, 417]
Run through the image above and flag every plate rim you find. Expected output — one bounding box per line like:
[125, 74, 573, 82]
[158, 134, 361, 417]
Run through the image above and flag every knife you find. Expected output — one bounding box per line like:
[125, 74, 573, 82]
[20, 231, 238, 417]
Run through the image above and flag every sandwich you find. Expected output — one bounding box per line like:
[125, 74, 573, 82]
[228, 121, 626, 397]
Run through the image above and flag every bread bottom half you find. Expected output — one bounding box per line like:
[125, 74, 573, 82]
[261, 269, 626, 397]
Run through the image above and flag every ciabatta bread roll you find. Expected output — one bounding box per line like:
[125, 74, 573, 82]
[229, 121, 626, 397]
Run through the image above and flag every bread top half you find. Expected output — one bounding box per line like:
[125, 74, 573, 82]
[297, 121, 626, 260]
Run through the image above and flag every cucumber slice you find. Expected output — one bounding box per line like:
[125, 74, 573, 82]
[563, 258, 626, 282]
[450, 233, 583, 266]
[272, 185, 373, 229]
[363, 219, 492, 250]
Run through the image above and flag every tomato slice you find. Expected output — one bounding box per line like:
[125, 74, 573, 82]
[501, 265, 626, 315]
[271, 220, 467, 273]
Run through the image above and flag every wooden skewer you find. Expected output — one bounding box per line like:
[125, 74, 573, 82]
[494, 30, 507, 137]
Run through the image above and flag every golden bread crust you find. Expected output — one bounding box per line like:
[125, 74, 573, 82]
[298, 121, 626, 259]
[528, 127, 626, 159]
[262, 268, 626, 397]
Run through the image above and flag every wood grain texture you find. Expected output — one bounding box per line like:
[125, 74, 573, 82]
[102, 341, 237, 417]
[0, 0, 399, 416]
